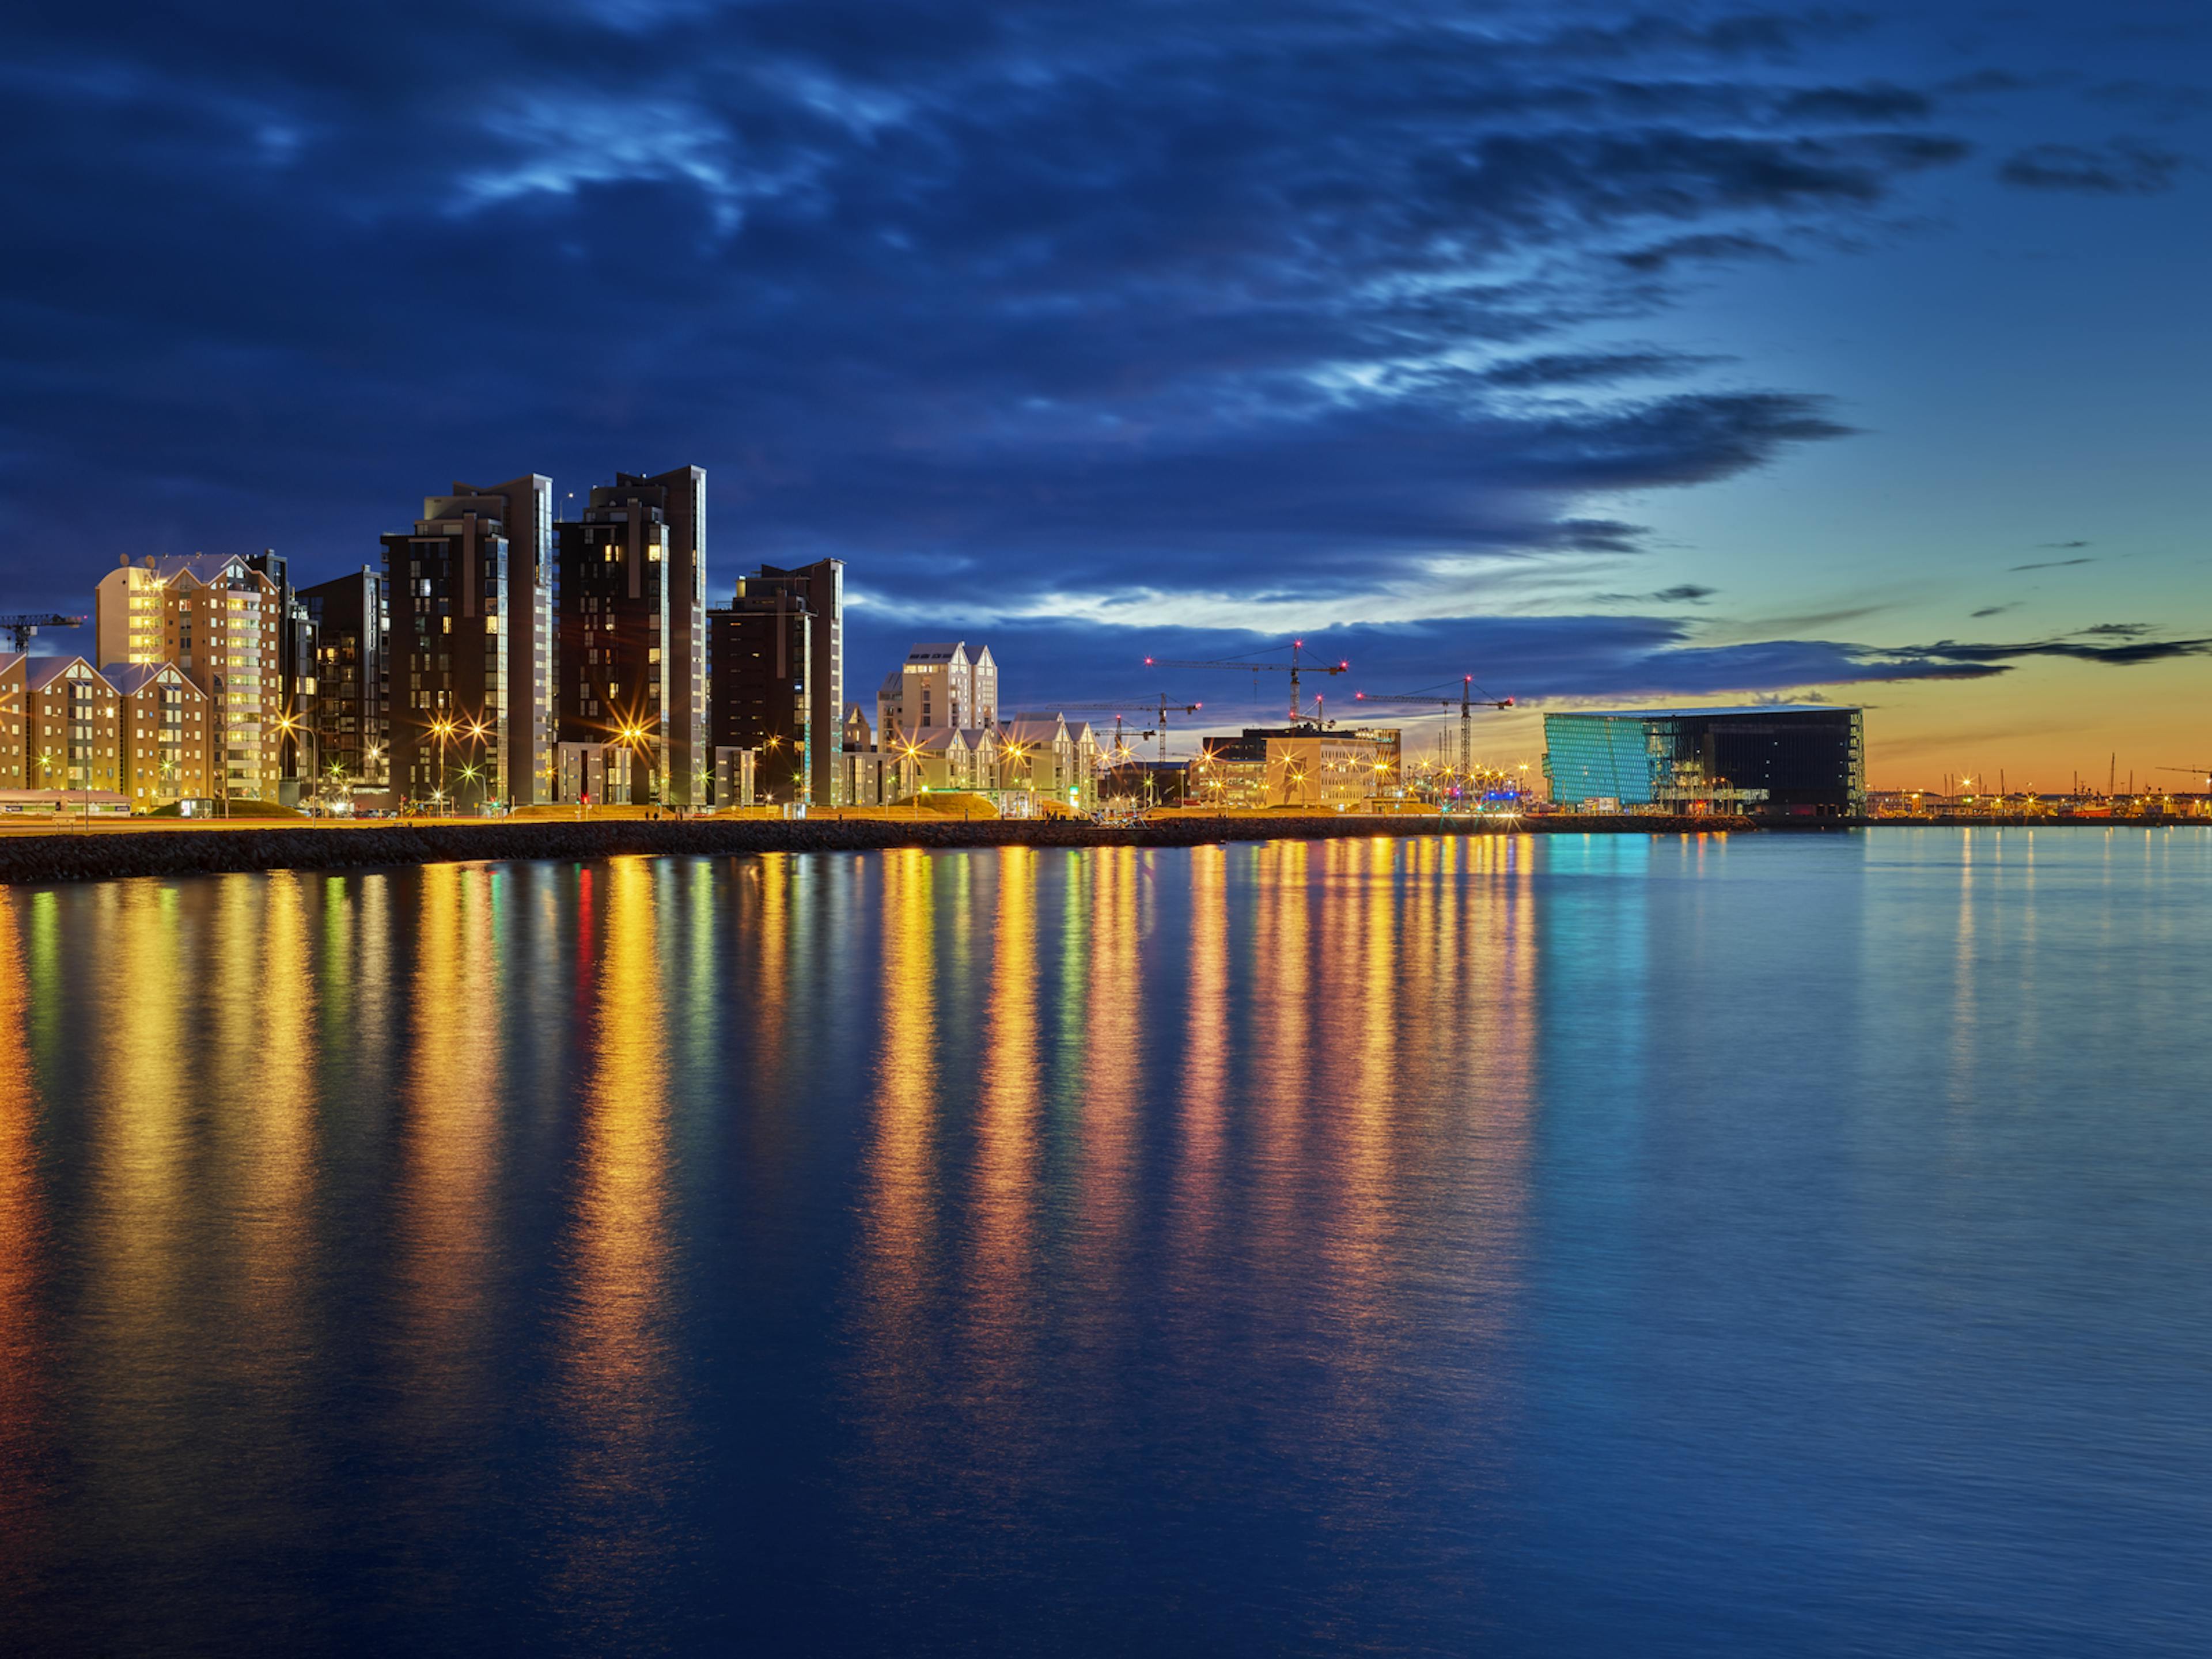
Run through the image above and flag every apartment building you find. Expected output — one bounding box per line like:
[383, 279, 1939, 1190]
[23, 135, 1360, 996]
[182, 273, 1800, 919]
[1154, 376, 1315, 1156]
[0, 653, 26, 789]
[93, 554, 285, 801]
[552, 470, 707, 805]
[440, 475, 555, 803]
[707, 590, 811, 803]
[299, 566, 389, 800]
[739, 558, 843, 804]
[243, 551, 317, 793]
[380, 492, 513, 809]
[107, 662, 213, 806]
[25, 657, 123, 793]
[877, 641, 997, 746]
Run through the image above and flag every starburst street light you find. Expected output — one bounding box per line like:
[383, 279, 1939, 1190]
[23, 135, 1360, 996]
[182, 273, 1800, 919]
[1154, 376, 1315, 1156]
[895, 736, 927, 817]
[426, 713, 459, 813]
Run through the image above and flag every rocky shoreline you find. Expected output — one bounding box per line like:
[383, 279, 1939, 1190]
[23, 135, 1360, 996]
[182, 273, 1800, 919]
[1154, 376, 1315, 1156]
[0, 812, 1789, 885]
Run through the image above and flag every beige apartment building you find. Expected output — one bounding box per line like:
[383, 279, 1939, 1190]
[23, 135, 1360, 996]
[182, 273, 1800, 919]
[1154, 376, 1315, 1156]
[24, 657, 123, 794]
[998, 715, 1100, 813]
[94, 554, 285, 801]
[877, 642, 998, 746]
[0, 653, 25, 788]
[108, 662, 214, 806]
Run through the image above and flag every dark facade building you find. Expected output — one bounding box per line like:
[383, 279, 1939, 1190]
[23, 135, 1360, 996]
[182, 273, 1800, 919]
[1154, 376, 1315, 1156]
[556, 478, 671, 804]
[1101, 758, 1188, 807]
[554, 470, 707, 804]
[708, 584, 811, 803]
[440, 476, 555, 804]
[299, 565, 388, 800]
[380, 497, 510, 810]
[740, 559, 843, 804]
[1543, 705, 1866, 816]
[242, 550, 317, 792]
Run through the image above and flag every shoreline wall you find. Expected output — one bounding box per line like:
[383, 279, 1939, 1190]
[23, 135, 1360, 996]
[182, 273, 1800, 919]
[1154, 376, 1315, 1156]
[0, 813, 2195, 887]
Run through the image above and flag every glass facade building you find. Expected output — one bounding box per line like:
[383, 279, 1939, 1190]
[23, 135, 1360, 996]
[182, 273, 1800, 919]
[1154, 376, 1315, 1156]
[1543, 705, 1866, 816]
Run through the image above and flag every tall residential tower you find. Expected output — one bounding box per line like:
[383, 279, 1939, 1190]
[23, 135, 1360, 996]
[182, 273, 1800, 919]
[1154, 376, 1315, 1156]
[555, 468, 707, 804]
[380, 494, 511, 809]
[740, 559, 843, 804]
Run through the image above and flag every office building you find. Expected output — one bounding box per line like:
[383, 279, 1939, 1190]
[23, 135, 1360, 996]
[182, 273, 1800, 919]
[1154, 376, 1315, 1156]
[441, 476, 555, 803]
[1180, 725, 1400, 808]
[740, 559, 844, 804]
[555, 469, 707, 805]
[107, 662, 213, 807]
[381, 494, 510, 809]
[93, 554, 285, 801]
[1543, 705, 1866, 816]
[299, 566, 389, 802]
[708, 587, 811, 802]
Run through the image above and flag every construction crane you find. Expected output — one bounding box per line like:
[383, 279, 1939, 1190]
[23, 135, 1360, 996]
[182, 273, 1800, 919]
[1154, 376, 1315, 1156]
[1013, 698, 1203, 764]
[0, 613, 86, 654]
[1353, 677, 1515, 794]
[1143, 639, 1346, 724]
[2156, 764, 2212, 790]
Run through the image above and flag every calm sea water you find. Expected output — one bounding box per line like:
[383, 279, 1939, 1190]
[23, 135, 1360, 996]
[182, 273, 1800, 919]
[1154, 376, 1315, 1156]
[1, 830, 2207, 1656]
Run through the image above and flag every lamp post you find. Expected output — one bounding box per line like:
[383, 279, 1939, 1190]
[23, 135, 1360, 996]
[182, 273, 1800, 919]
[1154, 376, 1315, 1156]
[614, 719, 654, 808]
[895, 736, 926, 818]
[429, 713, 457, 816]
[275, 709, 318, 813]
[462, 715, 491, 812]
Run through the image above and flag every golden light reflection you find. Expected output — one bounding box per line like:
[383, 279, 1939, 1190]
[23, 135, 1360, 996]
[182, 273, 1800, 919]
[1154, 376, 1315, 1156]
[1169, 844, 1229, 1272]
[0, 890, 46, 1562]
[1249, 839, 1313, 1262]
[972, 847, 1040, 1317]
[751, 853, 791, 1086]
[77, 879, 196, 1557]
[231, 872, 315, 1365]
[1074, 847, 1141, 1304]
[398, 863, 505, 1430]
[555, 855, 676, 1590]
[849, 850, 944, 1486]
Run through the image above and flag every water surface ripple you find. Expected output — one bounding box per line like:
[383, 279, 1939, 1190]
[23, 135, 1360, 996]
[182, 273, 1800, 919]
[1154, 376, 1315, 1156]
[2, 830, 2206, 1655]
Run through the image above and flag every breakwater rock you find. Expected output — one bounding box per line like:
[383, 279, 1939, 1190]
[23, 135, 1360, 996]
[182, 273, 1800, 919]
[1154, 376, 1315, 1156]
[0, 813, 1770, 886]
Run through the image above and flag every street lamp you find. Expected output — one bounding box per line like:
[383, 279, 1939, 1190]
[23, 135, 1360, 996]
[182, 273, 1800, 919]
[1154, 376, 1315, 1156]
[428, 714, 457, 814]
[895, 736, 926, 818]
[466, 717, 490, 801]
[613, 718, 654, 806]
[275, 707, 318, 813]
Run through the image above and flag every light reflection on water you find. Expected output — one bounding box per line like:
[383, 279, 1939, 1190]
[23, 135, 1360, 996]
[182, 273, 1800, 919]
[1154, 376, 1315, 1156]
[1, 831, 2209, 1656]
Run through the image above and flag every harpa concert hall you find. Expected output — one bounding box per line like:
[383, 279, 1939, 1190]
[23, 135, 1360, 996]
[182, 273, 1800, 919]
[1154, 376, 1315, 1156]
[1543, 704, 1866, 817]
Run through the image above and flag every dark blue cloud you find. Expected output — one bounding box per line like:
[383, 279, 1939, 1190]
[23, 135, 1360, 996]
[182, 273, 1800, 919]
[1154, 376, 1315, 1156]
[1999, 139, 2185, 193]
[854, 611, 2021, 721]
[0, 0, 2197, 699]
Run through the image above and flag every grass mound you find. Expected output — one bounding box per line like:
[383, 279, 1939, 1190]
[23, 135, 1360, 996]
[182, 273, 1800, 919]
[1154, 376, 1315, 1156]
[143, 798, 304, 820]
[907, 792, 998, 819]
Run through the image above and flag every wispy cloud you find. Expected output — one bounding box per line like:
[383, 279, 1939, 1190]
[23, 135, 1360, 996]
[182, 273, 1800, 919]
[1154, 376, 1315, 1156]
[1999, 139, 2186, 194]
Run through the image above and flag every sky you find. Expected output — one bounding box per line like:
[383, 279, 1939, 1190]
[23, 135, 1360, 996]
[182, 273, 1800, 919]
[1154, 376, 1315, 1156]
[2, 0, 2206, 789]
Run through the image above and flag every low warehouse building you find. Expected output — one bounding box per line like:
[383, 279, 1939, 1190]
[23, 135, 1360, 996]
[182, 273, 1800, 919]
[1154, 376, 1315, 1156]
[1543, 705, 1865, 816]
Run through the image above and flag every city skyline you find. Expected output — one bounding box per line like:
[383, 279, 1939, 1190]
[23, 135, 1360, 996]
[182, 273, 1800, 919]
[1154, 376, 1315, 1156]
[2, 2, 2205, 790]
